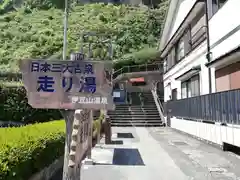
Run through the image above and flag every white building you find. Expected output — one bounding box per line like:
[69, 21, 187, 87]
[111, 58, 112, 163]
[160, 0, 240, 148]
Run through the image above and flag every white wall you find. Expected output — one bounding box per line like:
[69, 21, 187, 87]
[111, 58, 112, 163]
[209, 0, 240, 61]
[163, 42, 210, 102]
[162, 0, 240, 148]
[163, 0, 240, 102]
[170, 117, 240, 148]
[164, 84, 171, 102]
[168, 0, 197, 42]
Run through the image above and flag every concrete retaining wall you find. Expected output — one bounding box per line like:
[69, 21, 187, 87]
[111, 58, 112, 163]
[170, 117, 240, 148]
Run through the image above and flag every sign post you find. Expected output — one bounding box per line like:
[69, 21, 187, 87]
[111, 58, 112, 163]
[19, 58, 114, 180]
[60, 110, 75, 180]
[85, 109, 93, 164]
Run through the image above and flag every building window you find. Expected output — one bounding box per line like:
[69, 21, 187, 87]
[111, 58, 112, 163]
[163, 59, 167, 73]
[176, 37, 184, 61]
[181, 74, 200, 99]
[190, 8, 206, 49]
[171, 88, 177, 100]
[212, 0, 228, 15]
[181, 82, 187, 99]
[184, 28, 191, 55]
[164, 47, 176, 72]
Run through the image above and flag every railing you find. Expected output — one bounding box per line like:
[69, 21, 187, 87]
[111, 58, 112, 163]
[151, 89, 165, 124]
[157, 96, 164, 116]
[0, 72, 22, 81]
[164, 89, 240, 125]
[112, 63, 162, 79]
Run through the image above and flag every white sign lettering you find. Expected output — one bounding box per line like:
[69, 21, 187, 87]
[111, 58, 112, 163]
[71, 96, 108, 104]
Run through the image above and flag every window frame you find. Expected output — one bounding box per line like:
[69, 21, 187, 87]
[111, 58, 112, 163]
[163, 7, 207, 74]
[176, 36, 185, 61]
[181, 74, 200, 99]
[212, 0, 228, 16]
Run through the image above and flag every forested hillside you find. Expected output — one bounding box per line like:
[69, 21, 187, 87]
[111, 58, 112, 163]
[0, 0, 168, 72]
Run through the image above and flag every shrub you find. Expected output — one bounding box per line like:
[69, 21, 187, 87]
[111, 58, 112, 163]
[0, 84, 62, 123]
[0, 114, 104, 180]
[93, 113, 104, 136]
[0, 120, 65, 180]
[0, 3, 167, 73]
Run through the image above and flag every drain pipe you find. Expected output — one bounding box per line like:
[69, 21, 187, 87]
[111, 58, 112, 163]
[204, 0, 212, 93]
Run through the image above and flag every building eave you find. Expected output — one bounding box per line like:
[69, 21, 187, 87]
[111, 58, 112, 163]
[160, 0, 205, 58]
[159, 0, 179, 51]
[206, 46, 240, 70]
[175, 65, 201, 81]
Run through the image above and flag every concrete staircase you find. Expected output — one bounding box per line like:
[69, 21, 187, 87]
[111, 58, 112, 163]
[108, 91, 164, 127]
[108, 104, 132, 127]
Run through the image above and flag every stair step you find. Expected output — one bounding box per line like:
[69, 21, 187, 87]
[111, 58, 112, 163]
[108, 112, 131, 114]
[110, 113, 160, 116]
[109, 110, 130, 112]
[110, 117, 161, 120]
[112, 118, 161, 121]
[111, 121, 162, 124]
[130, 113, 160, 115]
[109, 114, 160, 117]
[131, 105, 157, 107]
[111, 123, 164, 127]
[111, 120, 161, 122]
[131, 107, 158, 110]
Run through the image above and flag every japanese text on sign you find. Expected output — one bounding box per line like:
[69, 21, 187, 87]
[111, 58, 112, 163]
[31, 61, 96, 93]
[71, 96, 108, 104]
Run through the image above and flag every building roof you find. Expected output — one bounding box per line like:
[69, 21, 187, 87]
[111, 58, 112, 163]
[206, 46, 240, 69]
[159, 0, 202, 54]
[159, 0, 179, 51]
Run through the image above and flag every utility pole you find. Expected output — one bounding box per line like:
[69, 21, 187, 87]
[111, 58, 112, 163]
[62, 1, 79, 179]
[63, 0, 69, 61]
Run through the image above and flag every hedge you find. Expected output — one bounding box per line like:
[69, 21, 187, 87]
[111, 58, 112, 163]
[0, 84, 62, 123]
[0, 83, 104, 124]
[0, 114, 105, 180]
[0, 120, 65, 180]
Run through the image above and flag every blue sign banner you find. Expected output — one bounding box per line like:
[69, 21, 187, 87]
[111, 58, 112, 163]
[113, 89, 126, 104]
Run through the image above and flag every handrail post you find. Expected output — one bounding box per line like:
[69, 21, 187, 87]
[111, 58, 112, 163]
[105, 115, 112, 144]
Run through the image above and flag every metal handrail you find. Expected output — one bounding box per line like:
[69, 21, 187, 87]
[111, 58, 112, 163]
[0, 72, 22, 81]
[112, 63, 162, 79]
[157, 95, 164, 115]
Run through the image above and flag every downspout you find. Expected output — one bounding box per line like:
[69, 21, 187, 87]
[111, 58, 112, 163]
[204, 0, 212, 93]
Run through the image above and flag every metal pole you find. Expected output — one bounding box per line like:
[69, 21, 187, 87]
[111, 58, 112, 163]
[63, 0, 69, 60]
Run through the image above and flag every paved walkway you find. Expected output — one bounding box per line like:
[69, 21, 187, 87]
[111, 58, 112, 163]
[81, 127, 240, 180]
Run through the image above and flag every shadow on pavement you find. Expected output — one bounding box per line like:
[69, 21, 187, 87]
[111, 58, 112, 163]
[112, 148, 145, 166]
[110, 140, 124, 145]
[94, 148, 145, 166]
[117, 133, 134, 138]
